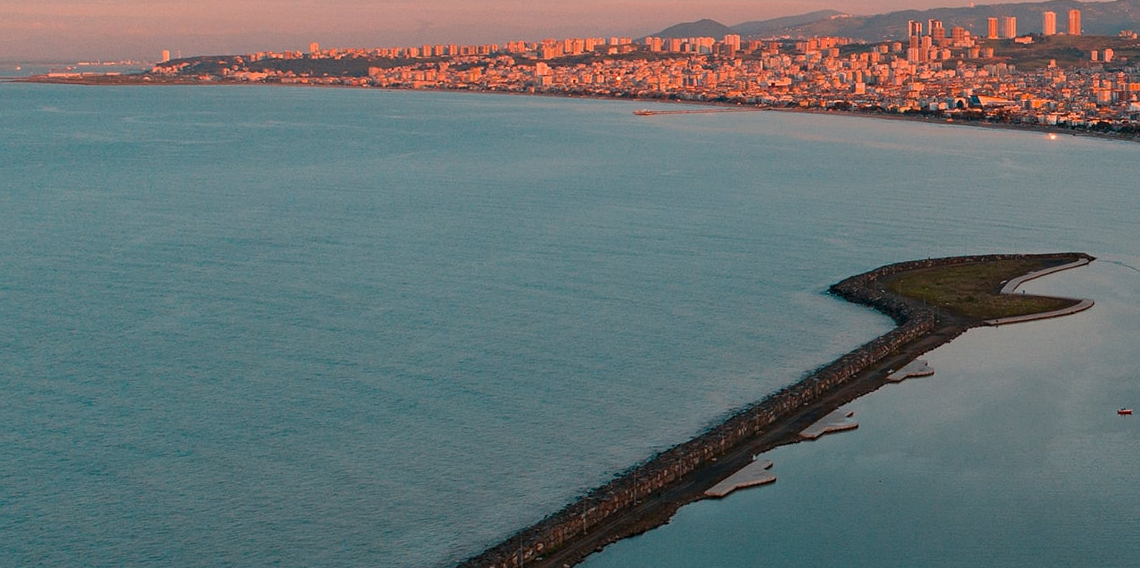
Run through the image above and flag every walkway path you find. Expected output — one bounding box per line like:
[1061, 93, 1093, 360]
[987, 258, 1094, 326]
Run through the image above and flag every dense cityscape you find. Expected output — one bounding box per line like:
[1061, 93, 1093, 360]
[37, 8, 1140, 136]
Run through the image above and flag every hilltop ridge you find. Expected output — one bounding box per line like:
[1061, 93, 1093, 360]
[647, 0, 1140, 40]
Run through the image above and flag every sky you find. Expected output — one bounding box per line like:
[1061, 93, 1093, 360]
[0, 0, 1090, 62]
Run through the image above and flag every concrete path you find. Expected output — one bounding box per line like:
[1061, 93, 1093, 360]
[800, 408, 858, 440]
[887, 359, 934, 382]
[986, 298, 1095, 326]
[998, 258, 1091, 294]
[987, 258, 1095, 326]
[705, 458, 776, 498]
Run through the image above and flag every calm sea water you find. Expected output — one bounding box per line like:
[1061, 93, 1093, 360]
[584, 262, 1140, 568]
[0, 64, 149, 78]
[1, 84, 1136, 567]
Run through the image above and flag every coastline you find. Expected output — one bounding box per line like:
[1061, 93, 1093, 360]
[6, 77, 1113, 563]
[764, 105, 1140, 145]
[460, 252, 1094, 568]
[7, 76, 1139, 145]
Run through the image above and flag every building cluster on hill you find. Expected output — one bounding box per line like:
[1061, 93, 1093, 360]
[143, 8, 1140, 133]
[978, 8, 1083, 40]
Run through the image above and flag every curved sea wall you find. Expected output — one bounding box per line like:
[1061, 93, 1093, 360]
[831, 252, 1093, 295]
[460, 253, 1091, 568]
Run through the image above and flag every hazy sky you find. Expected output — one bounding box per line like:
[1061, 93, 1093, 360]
[0, 0, 1061, 61]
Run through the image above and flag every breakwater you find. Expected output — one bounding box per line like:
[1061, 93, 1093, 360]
[459, 253, 1092, 568]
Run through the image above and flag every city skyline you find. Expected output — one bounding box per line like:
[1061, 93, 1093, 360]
[0, 0, 1118, 62]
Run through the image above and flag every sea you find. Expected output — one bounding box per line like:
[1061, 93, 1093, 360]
[1, 83, 1137, 568]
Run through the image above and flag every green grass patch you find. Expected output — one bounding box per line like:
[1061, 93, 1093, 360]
[883, 258, 1081, 320]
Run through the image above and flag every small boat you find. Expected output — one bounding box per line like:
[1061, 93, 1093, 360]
[1118, 408, 1133, 415]
[633, 109, 654, 116]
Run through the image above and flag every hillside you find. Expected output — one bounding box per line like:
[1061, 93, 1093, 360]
[650, 0, 1140, 41]
[778, 0, 1140, 41]
[651, 19, 734, 39]
[731, 10, 848, 36]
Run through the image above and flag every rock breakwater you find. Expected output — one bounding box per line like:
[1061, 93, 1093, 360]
[460, 253, 1093, 568]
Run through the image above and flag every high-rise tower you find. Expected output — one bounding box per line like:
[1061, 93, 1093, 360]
[1000, 16, 1017, 39]
[929, 19, 945, 40]
[1068, 9, 1082, 35]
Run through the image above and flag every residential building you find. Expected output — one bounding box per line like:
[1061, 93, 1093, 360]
[1001, 16, 1017, 40]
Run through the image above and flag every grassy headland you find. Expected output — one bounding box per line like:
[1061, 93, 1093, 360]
[882, 257, 1083, 321]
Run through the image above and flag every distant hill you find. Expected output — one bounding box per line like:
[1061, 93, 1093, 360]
[768, 0, 1140, 41]
[731, 10, 847, 37]
[650, 0, 1140, 41]
[651, 19, 734, 39]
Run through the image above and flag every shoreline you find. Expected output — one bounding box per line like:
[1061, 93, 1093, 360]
[460, 252, 1094, 568]
[7, 76, 1139, 145]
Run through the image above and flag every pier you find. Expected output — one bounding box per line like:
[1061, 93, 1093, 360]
[886, 360, 935, 383]
[705, 459, 776, 498]
[799, 409, 859, 440]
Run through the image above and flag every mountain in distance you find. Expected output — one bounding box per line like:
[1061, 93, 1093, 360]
[648, 0, 1140, 41]
[732, 10, 848, 37]
[781, 0, 1140, 41]
[652, 18, 734, 39]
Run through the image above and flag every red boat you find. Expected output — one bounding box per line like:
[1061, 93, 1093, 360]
[1118, 408, 1133, 415]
